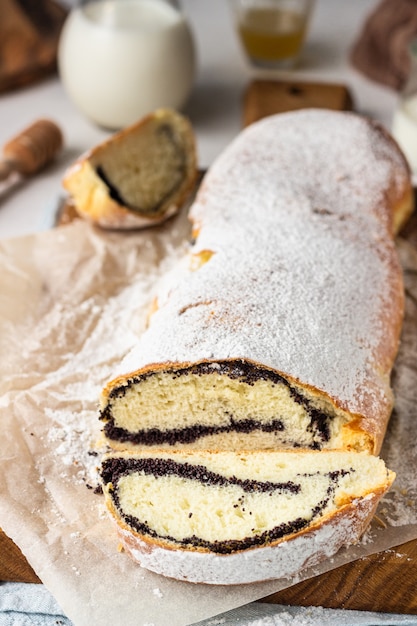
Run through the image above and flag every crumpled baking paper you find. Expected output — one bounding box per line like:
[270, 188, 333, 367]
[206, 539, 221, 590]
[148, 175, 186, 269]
[0, 207, 417, 626]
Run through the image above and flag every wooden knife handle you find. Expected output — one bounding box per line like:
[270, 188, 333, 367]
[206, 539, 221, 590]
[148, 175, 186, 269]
[0, 118, 63, 181]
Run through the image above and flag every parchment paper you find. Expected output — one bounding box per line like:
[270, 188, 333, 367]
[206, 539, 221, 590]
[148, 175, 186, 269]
[1, 206, 417, 626]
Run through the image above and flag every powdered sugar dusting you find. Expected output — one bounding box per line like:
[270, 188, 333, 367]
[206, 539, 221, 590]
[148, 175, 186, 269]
[116, 110, 409, 431]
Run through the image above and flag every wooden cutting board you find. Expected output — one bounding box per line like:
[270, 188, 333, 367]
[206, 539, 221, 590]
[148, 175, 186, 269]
[0, 0, 67, 93]
[0, 530, 40, 583]
[1, 526, 417, 612]
[242, 78, 353, 127]
[1, 80, 416, 615]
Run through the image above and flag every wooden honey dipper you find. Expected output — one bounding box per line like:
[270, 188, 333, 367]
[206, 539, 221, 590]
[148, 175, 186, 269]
[0, 119, 63, 183]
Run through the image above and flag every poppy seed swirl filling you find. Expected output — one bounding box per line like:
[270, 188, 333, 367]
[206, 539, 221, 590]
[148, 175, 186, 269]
[100, 360, 348, 451]
[100, 456, 354, 554]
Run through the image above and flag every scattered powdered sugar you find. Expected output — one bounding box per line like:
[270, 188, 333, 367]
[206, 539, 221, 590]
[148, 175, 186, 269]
[46, 409, 102, 489]
[379, 488, 417, 527]
[71, 565, 81, 576]
[195, 603, 417, 626]
[0, 214, 191, 492]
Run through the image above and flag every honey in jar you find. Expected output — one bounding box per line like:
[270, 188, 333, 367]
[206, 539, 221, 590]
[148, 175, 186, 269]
[233, 1, 314, 68]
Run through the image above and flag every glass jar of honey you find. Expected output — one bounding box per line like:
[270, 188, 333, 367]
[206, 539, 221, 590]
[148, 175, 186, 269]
[231, 0, 315, 69]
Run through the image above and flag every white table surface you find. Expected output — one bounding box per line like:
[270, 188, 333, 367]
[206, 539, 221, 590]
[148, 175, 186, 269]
[0, 0, 400, 240]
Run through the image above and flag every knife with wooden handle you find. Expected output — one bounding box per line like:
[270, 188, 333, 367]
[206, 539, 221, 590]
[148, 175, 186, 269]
[0, 118, 63, 184]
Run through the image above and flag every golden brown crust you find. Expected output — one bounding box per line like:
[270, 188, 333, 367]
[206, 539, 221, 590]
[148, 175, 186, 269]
[393, 183, 414, 235]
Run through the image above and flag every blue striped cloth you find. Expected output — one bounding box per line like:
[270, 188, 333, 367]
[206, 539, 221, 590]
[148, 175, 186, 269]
[0, 583, 72, 626]
[2, 583, 417, 625]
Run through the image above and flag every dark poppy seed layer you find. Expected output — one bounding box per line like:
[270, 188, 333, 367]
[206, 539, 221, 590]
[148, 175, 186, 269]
[101, 457, 351, 554]
[100, 360, 333, 448]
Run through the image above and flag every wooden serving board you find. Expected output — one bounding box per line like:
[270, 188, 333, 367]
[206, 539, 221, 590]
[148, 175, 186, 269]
[0, 529, 40, 583]
[1, 81, 416, 616]
[2, 526, 417, 613]
[0, 0, 67, 93]
[242, 78, 353, 127]
[264, 538, 417, 613]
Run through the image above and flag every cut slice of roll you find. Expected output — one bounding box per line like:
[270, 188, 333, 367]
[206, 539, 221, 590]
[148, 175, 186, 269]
[62, 108, 197, 229]
[99, 110, 413, 455]
[100, 449, 394, 585]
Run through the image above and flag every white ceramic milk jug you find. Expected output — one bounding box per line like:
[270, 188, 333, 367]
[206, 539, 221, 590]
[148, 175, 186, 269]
[58, 0, 195, 129]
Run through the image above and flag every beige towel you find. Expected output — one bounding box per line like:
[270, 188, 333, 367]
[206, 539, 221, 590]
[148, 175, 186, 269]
[351, 0, 417, 90]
